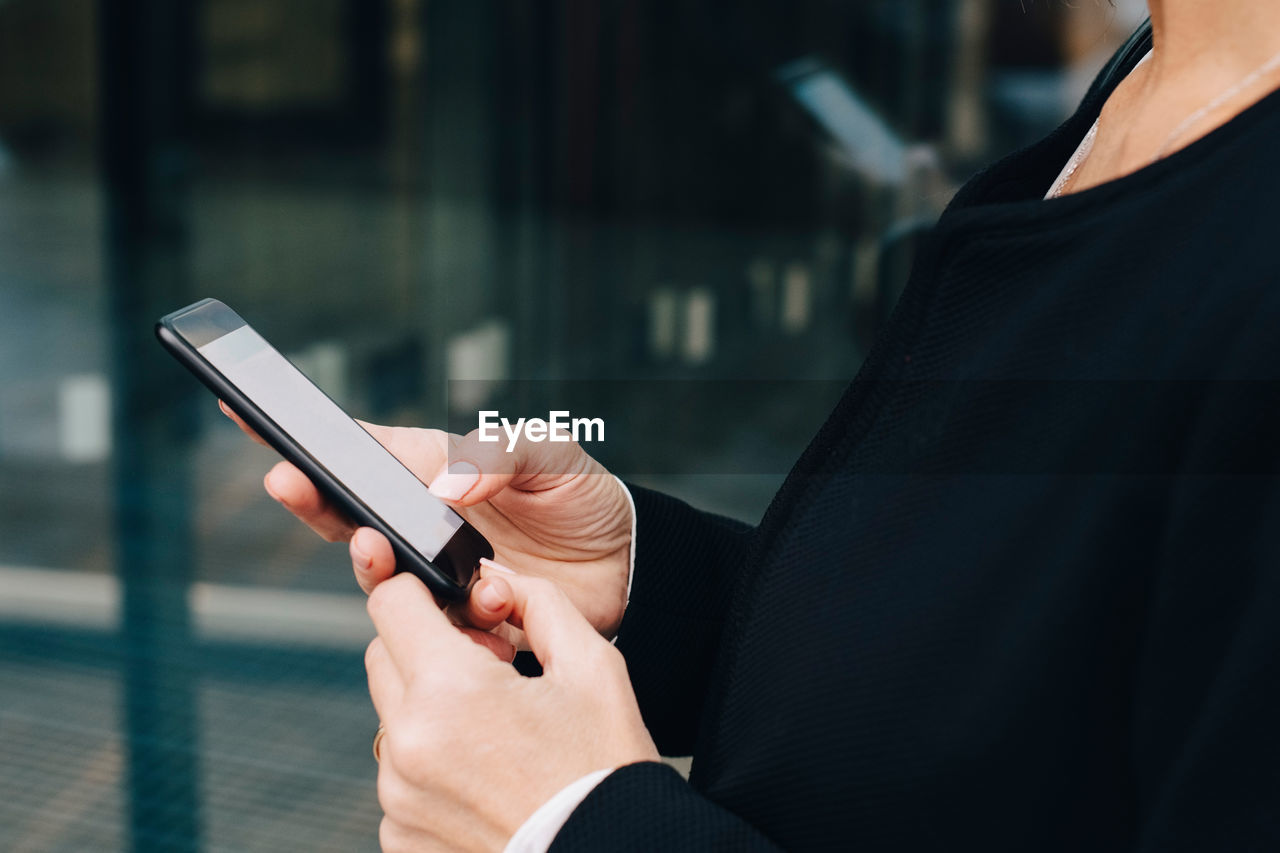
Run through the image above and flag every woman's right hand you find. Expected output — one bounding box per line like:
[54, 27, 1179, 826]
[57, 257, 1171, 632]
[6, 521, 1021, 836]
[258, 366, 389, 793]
[220, 402, 632, 648]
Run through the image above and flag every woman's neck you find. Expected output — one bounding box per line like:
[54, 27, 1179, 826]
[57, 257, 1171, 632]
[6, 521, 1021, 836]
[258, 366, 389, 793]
[1147, 1, 1280, 83]
[1053, 2, 1280, 196]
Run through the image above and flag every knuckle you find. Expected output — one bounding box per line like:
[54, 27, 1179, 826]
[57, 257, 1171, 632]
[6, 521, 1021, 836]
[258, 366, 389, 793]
[376, 768, 415, 821]
[390, 716, 432, 758]
[378, 816, 406, 853]
[389, 727, 437, 787]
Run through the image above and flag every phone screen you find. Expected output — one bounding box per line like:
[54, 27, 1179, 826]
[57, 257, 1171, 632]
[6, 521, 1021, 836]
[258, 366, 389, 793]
[197, 324, 465, 563]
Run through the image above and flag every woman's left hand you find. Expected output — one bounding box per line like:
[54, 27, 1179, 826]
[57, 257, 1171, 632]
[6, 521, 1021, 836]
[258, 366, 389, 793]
[367, 564, 659, 852]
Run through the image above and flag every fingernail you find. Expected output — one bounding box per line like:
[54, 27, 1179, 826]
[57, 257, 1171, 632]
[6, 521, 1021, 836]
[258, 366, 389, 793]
[476, 580, 506, 611]
[351, 536, 372, 571]
[479, 557, 516, 575]
[428, 461, 480, 501]
[263, 473, 287, 506]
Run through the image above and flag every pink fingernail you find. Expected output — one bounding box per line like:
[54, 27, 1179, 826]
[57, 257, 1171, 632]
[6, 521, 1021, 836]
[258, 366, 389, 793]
[479, 557, 516, 575]
[263, 474, 287, 506]
[428, 461, 480, 501]
[351, 538, 372, 571]
[476, 581, 506, 611]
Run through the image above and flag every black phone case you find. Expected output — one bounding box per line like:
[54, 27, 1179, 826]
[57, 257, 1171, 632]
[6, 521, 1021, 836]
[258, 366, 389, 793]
[156, 305, 482, 601]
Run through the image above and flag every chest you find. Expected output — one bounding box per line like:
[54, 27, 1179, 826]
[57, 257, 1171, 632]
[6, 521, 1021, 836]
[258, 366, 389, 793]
[695, 466, 1161, 849]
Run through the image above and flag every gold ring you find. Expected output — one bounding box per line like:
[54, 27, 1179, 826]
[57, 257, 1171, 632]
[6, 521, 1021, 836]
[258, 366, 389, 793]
[373, 723, 386, 763]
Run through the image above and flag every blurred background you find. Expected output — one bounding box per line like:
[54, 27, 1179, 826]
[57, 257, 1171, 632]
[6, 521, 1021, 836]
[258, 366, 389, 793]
[0, 1, 1146, 850]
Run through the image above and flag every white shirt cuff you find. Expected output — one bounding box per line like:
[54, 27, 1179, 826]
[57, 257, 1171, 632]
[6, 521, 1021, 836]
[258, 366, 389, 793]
[502, 768, 614, 853]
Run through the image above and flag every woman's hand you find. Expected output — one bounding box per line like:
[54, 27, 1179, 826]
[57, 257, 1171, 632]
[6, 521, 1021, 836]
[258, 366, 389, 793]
[221, 402, 633, 646]
[367, 565, 658, 852]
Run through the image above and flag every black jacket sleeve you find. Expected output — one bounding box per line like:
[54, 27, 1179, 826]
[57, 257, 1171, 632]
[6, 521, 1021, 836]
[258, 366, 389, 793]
[613, 484, 753, 757]
[549, 763, 780, 852]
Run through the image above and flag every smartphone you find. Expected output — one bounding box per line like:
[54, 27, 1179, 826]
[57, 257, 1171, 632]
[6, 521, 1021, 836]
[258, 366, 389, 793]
[156, 297, 492, 601]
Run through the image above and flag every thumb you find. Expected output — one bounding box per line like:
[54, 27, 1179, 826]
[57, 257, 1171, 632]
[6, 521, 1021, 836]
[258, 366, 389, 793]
[426, 424, 601, 506]
[480, 565, 603, 676]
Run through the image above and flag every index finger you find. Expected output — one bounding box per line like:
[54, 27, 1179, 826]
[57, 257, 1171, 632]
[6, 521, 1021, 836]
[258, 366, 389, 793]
[219, 399, 268, 447]
[366, 574, 474, 680]
[426, 426, 604, 506]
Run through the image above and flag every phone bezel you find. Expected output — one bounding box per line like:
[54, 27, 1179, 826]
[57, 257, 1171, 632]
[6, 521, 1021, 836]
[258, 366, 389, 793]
[156, 298, 474, 601]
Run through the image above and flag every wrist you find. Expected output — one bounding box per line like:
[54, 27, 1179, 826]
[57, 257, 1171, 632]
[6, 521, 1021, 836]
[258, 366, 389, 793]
[503, 768, 614, 853]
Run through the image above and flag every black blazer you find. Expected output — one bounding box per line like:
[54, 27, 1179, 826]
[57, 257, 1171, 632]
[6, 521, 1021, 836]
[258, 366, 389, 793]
[553, 27, 1280, 852]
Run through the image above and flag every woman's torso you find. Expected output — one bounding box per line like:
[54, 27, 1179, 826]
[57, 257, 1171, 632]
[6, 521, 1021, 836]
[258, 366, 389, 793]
[688, 46, 1280, 852]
